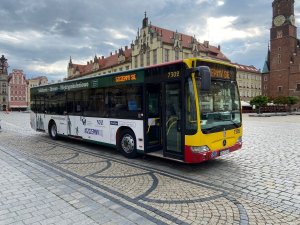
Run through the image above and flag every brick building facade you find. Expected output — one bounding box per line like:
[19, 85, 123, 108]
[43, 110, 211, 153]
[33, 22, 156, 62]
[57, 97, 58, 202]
[8, 69, 28, 111]
[262, 0, 300, 109]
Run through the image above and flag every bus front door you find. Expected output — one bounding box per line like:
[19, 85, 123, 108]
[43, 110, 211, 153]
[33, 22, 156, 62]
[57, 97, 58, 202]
[145, 84, 162, 151]
[164, 82, 183, 159]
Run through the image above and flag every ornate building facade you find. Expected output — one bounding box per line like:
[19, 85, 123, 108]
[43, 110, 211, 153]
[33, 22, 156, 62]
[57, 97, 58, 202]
[262, 0, 300, 108]
[67, 14, 230, 80]
[0, 55, 9, 111]
[8, 69, 28, 110]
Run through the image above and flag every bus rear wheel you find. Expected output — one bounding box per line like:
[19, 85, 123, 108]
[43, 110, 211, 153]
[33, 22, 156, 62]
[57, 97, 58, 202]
[49, 122, 58, 140]
[118, 129, 137, 158]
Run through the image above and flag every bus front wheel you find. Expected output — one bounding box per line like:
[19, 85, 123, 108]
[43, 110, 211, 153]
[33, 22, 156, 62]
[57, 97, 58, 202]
[49, 122, 58, 140]
[118, 129, 137, 158]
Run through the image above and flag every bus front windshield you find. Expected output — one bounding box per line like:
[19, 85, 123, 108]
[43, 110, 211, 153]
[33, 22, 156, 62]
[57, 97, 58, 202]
[197, 80, 241, 134]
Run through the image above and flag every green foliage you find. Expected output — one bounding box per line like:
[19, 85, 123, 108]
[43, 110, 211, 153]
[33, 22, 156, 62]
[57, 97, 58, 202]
[250, 95, 268, 107]
[250, 96, 268, 114]
[273, 96, 288, 105]
[272, 96, 299, 112]
[287, 96, 299, 105]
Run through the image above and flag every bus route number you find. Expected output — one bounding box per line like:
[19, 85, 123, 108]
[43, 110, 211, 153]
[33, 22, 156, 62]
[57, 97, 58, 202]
[168, 71, 180, 79]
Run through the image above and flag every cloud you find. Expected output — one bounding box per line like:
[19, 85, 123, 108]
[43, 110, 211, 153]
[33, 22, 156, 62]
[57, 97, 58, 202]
[186, 16, 262, 44]
[0, 30, 43, 45]
[104, 28, 130, 40]
[196, 0, 224, 6]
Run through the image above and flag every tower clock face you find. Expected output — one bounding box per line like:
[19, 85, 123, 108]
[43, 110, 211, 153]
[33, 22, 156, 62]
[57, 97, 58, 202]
[274, 15, 285, 26]
[289, 15, 295, 25]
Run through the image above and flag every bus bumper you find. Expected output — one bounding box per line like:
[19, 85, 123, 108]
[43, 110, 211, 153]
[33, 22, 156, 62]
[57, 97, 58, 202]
[184, 142, 242, 164]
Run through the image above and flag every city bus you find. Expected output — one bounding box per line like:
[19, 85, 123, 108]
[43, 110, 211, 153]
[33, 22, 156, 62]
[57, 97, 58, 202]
[30, 58, 242, 163]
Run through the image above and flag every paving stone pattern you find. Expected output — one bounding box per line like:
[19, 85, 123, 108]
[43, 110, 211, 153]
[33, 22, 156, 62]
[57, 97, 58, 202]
[0, 112, 299, 225]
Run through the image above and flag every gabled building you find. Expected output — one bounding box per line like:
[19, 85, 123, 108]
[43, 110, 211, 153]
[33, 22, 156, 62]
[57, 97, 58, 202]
[8, 69, 28, 111]
[67, 14, 230, 80]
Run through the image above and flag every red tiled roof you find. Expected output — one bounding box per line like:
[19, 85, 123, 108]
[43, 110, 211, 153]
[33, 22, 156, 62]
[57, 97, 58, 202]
[150, 25, 229, 61]
[232, 63, 260, 73]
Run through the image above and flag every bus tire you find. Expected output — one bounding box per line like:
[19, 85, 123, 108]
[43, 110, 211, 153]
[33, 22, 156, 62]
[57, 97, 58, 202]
[118, 129, 137, 158]
[49, 121, 58, 140]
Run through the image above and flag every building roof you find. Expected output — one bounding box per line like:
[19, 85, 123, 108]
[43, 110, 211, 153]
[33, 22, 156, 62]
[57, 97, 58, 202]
[232, 62, 260, 73]
[28, 76, 48, 81]
[150, 25, 229, 61]
[69, 47, 132, 78]
[261, 50, 270, 74]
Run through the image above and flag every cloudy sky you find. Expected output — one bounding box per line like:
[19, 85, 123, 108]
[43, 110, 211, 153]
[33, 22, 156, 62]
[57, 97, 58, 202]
[1, 0, 300, 81]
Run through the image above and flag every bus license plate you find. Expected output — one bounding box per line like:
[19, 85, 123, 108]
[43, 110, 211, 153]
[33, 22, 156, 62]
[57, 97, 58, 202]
[220, 149, 230, 156]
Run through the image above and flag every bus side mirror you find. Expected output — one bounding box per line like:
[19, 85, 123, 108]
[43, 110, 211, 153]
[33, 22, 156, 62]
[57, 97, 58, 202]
[195, 66, 211, 91]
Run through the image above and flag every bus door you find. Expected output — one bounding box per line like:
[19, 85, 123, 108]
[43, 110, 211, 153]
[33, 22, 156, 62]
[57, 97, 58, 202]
[164, 82, 183, 159]
[145, 84, 162, 151]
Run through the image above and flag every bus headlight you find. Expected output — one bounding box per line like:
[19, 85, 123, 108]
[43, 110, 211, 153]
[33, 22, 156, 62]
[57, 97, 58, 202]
[191, 145, 210, 153]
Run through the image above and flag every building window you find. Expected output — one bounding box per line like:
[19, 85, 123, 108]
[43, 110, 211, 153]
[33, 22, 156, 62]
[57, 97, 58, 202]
[264, 85, 267, 90]
[164, 49, 169, 62]
[278, 54, 281, 64]
[134, 56, 138, 68]
[296, 83, 300, 91]
[126, 66, 130, 70]
[175, 50, 179, 60]
[264, 77, 268, 81]
[146, 51, 150, 66]
[119, 67, 123, 71]
[153, 49, 157, 65]
[278, 86, 282, 92]
[140, 54, 144, 67]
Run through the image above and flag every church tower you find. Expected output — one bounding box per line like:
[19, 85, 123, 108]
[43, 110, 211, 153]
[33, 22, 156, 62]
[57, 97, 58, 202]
[263, 0, 300, 106]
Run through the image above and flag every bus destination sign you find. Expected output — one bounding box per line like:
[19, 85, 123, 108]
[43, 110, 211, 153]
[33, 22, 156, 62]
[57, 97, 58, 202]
[114, 74, 137, 83]
[210, 68, 230, 79]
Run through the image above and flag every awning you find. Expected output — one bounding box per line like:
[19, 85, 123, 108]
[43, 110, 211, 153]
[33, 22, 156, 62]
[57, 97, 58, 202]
[241, 101, 251, 107]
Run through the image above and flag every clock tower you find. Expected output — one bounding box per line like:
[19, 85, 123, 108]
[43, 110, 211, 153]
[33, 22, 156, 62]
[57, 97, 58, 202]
[262, 0, 300, 109]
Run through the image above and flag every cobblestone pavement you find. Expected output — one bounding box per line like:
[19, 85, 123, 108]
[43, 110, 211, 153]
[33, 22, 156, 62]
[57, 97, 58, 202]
[0, 112, 299, 225]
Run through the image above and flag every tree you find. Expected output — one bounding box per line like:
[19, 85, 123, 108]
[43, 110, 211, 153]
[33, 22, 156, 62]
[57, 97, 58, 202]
[273, 96, 288, 105]
[287, 96, 299, 112]
[250, 95, 268, 114]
